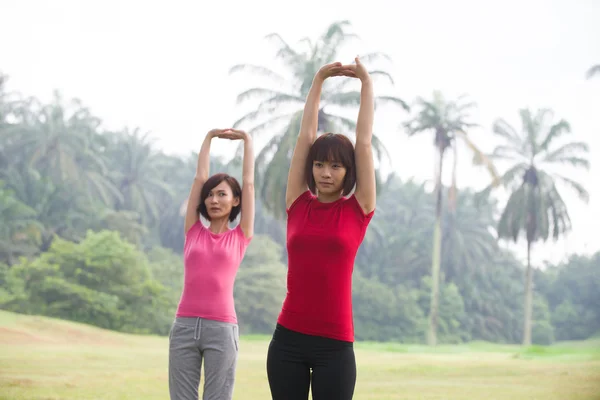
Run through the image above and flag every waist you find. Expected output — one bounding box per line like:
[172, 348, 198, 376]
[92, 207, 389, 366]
[272, 324, 353, 347]
[174, 316, 237, 328]
[277, 307, 354, 342]
[176, 288, 237, 323]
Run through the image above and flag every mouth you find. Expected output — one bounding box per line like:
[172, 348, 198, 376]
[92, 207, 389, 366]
[209, 207, 221, 212]
[319, 182, 333, 187]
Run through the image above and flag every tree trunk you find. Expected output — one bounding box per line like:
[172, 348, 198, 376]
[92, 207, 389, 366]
[522, 240, 533, 346]
[427, 148, 444, 346]
[448, 143, 458, 213]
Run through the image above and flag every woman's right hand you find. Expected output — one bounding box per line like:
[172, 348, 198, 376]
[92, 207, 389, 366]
[211, 128, 248, 141]
[316, 62, 352, 82]
[207, 128, 231, 139]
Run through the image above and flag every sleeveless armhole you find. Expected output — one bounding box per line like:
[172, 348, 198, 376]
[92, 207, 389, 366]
[286, 190, 314, 215]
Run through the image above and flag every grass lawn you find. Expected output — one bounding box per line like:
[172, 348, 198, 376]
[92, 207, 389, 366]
[1, 310, 599, 399]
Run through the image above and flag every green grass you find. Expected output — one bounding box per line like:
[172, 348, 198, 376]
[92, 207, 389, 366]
[1, 310, 599, 400]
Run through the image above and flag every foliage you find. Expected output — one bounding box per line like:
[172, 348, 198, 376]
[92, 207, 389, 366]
[0, 42, 597, 345]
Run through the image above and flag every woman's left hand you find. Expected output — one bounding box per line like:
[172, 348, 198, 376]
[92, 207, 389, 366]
[214, 129, 249, 141]
[342, 56, 370, 82]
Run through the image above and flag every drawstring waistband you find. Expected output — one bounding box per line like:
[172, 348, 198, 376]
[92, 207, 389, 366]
[193, 317, 201, 340]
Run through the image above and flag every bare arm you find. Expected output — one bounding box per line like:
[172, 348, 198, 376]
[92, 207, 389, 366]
[286, 62, 346, 209]
[238, 131, 255, 238]
[285, 78, 322, 209]
[184, 129, 232, 235]
[352, 58, 376, 214]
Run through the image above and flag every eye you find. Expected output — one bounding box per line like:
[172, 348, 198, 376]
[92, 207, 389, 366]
[314, 162, 323, 168]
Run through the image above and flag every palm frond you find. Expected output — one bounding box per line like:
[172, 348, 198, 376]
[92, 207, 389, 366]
[322, 113, 357, 133]
[264, 33, 302, 66]
[228, 64, 286, 84]
[585, 64, 600, 79]
[368, 70, 395, 85]
[255, 94, 305, 114]
[475, 162, 528, 205]
[488, 145, 528, 163]
[233, 94, 304, 129]
[358, 52, 393, 64]
[538, 119, 571, 151]
[321, 20, 358, 62]
[244, 112, 297, 137]
[235, 88, 299, 105]
[497, 185, 526, 242]
[326, 91, 361, 107]
[542, 141, 590, 168]
[232, 110, 263, 129]
[370, 134, 391, 165]
[552, 173, 590, 203]
[519, 108, 543, 157]
[492, 118, 523, 149]
[375, 95, 409, 111]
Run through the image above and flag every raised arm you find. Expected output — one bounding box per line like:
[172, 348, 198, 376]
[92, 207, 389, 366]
[350, 57, 376, 214]
[286, 62, 348, 209]
[237, 130, 255, 239]
[184, 129, 219, 234]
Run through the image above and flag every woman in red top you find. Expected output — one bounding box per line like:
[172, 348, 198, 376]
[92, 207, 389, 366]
[266, 58, 376, 400]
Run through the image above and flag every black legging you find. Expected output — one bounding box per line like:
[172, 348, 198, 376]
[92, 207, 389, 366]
[266, 324, 356, 400]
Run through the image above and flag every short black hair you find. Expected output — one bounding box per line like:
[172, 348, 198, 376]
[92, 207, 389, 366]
[305, 133, 356, 196]
[197, 173, 242, 222]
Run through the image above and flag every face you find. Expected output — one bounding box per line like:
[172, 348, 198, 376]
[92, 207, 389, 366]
[313, 160, 347, 194]
[204, 181, 240, 220]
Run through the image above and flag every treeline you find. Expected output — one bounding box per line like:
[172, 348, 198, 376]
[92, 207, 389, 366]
[0, 78, 598, 344]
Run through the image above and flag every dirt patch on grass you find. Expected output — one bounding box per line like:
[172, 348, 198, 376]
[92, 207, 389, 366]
[0, 321, 128, 346]
[0, 327, 55, 345]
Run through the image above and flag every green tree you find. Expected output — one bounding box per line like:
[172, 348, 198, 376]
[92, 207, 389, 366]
[3, 91, 119, 205]
[403, 91, 498, 345]
[0, 181, 40, 264]
[105, 128, 174, 226]
[234, 235, 287, 333]
[229, 20, 407, 218]
[479, 108, 590, 345]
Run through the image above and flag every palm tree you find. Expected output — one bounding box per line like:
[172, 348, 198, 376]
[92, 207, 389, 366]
[586, 64, 600, 79]
[403, 91, 498, 346]
[441, 188, 499, 282]
[479, 108, 589, 345]
[1, 91, 120, 205]
[105, 128, 174, 226]
[0, 181, 40, 264]
[229, 20, 408, 219]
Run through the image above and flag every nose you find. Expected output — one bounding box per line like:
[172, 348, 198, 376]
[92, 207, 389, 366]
[321, 167, 332, 178]
[210, 196, 219, 203]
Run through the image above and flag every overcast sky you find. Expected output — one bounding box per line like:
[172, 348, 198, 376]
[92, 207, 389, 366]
[1, 0, 599, 266]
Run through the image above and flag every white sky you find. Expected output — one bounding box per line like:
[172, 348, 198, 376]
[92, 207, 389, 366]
[1, 0, 599, 267]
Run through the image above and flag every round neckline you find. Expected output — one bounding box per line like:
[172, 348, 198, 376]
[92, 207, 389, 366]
[313, 194, 347, 207]
[206, 226, 232, 237]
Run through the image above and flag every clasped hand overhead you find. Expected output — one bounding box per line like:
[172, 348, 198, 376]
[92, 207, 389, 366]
[316, 56, 370, 82]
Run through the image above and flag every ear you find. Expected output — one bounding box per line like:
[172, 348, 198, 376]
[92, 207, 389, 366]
[233, 196, 240, 207]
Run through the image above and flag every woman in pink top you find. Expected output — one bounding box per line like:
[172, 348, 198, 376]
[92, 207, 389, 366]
[169, 128, 254, 400]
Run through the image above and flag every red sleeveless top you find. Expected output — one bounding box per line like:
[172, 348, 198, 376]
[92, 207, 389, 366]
[277, 190, 374, 342]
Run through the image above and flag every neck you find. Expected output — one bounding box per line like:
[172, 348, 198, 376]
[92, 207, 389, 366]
[208, 218, 230, 234]
[317, 191, 343, 203]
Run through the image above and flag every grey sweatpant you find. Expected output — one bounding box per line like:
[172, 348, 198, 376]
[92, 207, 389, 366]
[169, 317, 239, 400]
